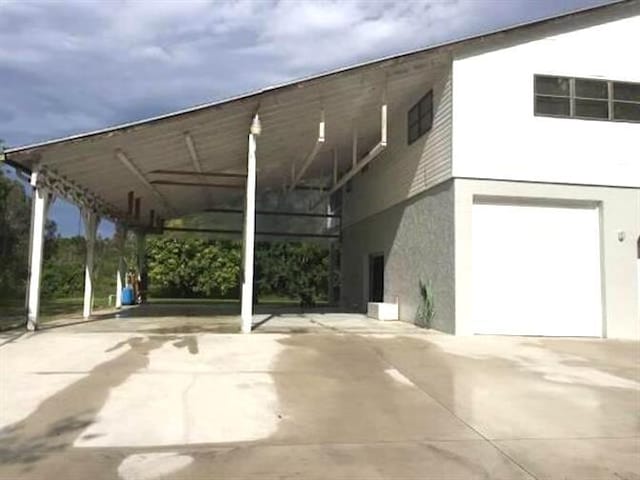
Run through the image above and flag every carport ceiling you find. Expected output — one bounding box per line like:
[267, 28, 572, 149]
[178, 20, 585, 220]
[5, 49, 449, 222]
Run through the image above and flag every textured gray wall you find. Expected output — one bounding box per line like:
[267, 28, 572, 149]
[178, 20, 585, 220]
[341, 180, 455, 333]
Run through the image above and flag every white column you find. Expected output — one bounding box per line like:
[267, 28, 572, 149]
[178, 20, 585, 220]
[26, 173, 49, 331]
[136, 231, 146, 303]
[82, 209, 99, 319]
[241, 114, 260, 333]
[115, 225, 127, 309]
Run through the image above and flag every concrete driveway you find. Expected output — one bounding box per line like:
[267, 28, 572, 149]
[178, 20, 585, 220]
[0, 318, 639, 479]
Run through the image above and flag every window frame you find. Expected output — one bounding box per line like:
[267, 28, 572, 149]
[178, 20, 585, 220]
[407, 90, 434, 145]
[534, 75, 640, 123]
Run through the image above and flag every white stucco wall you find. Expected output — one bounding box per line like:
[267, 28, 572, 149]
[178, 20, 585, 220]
[452, 13, 640, 188]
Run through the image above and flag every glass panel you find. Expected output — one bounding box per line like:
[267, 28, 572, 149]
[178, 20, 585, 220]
[408, 123, 420, 144]
[613, 101, 640, 121]
[535, 95, 570, 116]
[575, 78, 608, 99]
[535, 75, 570, 96]
[613, 82, 640, 102]
[419, 111, 432, 134]
[575, 99, 608, 119]
[408, 105, 419, 124]
[420, 92, 432, 111]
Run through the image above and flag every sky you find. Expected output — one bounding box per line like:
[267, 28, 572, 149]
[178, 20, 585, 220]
[0, 0, 614, 237]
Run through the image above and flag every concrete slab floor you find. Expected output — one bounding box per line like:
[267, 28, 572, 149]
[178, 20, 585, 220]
[0, 329, 638, 480]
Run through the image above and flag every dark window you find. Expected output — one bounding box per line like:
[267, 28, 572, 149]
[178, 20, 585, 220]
[613, 102, 640, 121]
[408, 90, 433, 144]
[369, 254, 384, 302]
[575, 99, 608, 119]
[575, 79, 608, 99]
[613, 82, 640, 102]
[536, 96, 570, 116]
[612, 81, 640, 122]
[534, 75, 640, 123]
[536, 75, 570, 96]
[534, 75, 570, 117]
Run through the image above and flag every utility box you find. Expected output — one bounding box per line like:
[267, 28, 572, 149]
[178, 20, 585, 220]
[367, 302, 399, 321]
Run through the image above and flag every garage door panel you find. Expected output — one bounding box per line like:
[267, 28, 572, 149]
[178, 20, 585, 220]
[472, 202, 602, 336]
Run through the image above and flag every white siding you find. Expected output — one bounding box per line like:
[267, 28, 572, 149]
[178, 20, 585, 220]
[342, 67, 452, 226]
[452, 14, 640, 187]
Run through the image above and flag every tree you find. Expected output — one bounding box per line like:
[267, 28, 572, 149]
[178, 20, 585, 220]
[0, 166, 32, 298]
[146, 237, 241, 298]
[256, 242, 329, 306]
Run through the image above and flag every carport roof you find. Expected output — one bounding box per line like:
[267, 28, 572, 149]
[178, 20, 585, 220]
[3, 0, 627, 225]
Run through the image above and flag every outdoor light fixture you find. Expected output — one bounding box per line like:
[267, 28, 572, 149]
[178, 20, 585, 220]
[250, 114, 261, 136]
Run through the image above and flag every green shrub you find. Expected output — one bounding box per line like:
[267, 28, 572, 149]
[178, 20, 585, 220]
[416, 279, 435, 328]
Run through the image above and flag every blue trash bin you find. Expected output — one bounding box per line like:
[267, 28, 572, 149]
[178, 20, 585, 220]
[122, 286, 135, 305]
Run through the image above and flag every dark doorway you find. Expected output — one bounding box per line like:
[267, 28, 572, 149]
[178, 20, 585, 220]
[369, 254, 384, 302]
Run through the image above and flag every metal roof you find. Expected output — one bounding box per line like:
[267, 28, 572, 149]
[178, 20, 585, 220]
[4, 0, 631, 225]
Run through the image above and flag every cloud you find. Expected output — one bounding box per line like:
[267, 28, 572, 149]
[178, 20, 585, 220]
[0, 0, 613, 147]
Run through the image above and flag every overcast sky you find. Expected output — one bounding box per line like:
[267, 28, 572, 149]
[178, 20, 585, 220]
[0, 0, 613, 236]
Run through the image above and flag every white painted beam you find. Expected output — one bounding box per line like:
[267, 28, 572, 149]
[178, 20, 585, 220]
[185, 132, 212, 205]
[184, 133, 202, 173]
[329, 103, 387, 195]
[288, 110, 325, 192]
[26, 172, 50, 331]
[241, 114, 260, 334]
[352, 124, 358, 168]
[115, 150, 175, 216]
[82, 208, 99, 319]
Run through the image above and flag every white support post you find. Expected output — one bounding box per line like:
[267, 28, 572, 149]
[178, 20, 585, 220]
[115, 225, 127, 309]
[82, 209, 99, 319]
[136, 231, 147, 303]
[241, 114, 260, 334]
[310, 103, 387, 211]
[288, 110, 325, 192]
[26, 173, 49, 331]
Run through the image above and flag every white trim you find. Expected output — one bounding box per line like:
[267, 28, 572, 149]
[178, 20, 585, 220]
[26, 174, 49, 331]
[82, 209, 99, 319]
[241, 125, 258, 334]
[289, 110, 326, 191]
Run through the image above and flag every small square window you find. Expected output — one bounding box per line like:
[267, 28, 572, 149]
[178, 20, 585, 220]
[408, 123, 420, 144]
[575, 79, 608, 99]
[575, 99, 609, 119]
[613, 102, 640, 121]
[613, 82, 640, 102]
[535, 96, 570, 116]
[535, 75, 570, 96]
[407, 90, 433, 145]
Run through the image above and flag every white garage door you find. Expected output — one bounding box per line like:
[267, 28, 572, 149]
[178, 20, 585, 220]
[472, 201, 602, 336]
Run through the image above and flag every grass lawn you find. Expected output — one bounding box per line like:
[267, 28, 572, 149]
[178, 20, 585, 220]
[0, 296, 111, 331]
